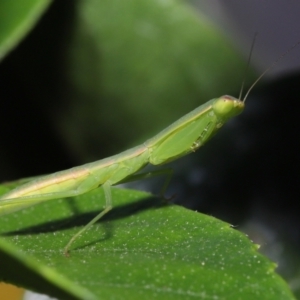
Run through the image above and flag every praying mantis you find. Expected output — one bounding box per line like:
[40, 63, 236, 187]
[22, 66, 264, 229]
[0, 95, 244, 254]
[1, 38, 298, 255]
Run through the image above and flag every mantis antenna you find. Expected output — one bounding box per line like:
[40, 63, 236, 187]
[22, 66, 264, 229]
[238, 32, 258, 101]
[242, 39, 300, 103]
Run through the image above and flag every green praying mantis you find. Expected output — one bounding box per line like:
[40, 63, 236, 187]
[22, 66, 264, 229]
[0, 39, 298, 255]
[0, 95, 244, 254]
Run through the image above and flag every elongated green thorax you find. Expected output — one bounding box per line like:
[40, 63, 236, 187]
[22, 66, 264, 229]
[146, 95, 244, 165]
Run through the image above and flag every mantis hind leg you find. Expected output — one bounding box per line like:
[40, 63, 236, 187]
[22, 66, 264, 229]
[64, 169, 174, 255]
[64, 181, 113, 256]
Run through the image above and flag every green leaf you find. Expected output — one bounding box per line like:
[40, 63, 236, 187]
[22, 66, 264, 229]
[61, 0, 255, 160]
[0, 187, 295, 299]
[0, 0, 52, 61]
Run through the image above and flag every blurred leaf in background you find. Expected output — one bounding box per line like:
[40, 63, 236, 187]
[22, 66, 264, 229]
[62, 0, 249, 161]
[0, 0, 52, 60]
[0, 0, 249, 183]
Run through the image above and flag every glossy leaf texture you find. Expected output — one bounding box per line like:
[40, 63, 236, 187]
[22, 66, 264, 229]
[0, 186, 295, 300]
